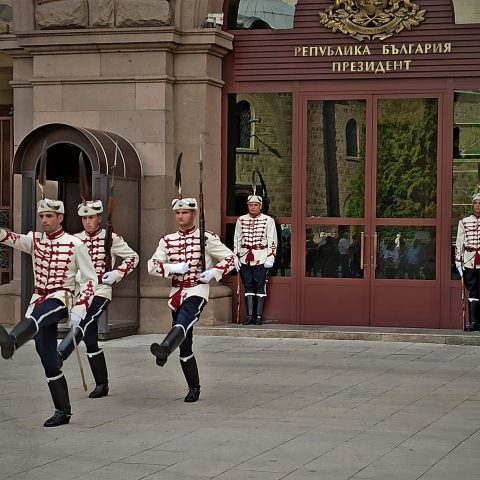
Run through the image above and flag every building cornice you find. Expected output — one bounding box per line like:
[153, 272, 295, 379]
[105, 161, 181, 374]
[0, 27, 233, 57]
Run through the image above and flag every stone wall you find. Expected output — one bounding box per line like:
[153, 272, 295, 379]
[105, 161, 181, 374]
[35, 0, 172, 29]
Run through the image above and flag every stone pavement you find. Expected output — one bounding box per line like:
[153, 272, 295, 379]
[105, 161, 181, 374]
[2, 332, 480, 480]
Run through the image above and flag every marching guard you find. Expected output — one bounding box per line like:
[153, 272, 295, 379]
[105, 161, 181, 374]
[0, 198, 97, 426]
[234, 193, 277, 325]
[455, 192, 480, 331]
[147, 197, 236, 402]
[57, 200, 139, 397]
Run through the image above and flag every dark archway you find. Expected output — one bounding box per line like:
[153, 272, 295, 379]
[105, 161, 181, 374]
[14, 123, 142, 338]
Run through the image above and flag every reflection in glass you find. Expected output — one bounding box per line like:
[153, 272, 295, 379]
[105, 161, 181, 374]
[305, 225, 364, 278]
[225, 223, 291, 277]
[227, 0, 298, 30]
[306, 100, 366, 218]
[376, 98, 438, 219]
[375, 226, 436, 280]
[452, 90, 480, 219]
[227, 93, 292, 217]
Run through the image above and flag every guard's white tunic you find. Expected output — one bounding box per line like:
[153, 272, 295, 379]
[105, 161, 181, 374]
[233, 213, 277, 266]
[456, 214, 480, 269]
[0, 227, 97, 318]
[147, 226, 236, 310]
[74, 228, 139, 300]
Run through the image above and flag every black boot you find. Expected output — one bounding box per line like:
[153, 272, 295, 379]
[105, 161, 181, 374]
[150, 326, 185, 367]
[44, 375, 71, 427]
[180, 356, 201, 403]
[87, 350, 109, 398]
[242, 295, 256, 325]
[0, 317, 37, 359]
[56, 327, 84, 369]
[255, 296, 266, 325]
[467, 300, 480, 331]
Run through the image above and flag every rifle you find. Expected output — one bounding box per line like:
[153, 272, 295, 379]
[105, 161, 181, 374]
[256, 167, 270, 215]
[104, 142, 118, 272]
[199, 136, 206, 271]
[461, 276, 467, 331]
[175, 152, 183, 199]
[38, 140, 47, 199]
[78, 152, 90, 203]
[236, 271, 241, 323]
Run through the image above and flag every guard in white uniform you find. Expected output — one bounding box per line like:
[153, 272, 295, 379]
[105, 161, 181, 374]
[147, 197, 236, 402]
[0, 198, 97, 427]
[456, 192, 480, 330]
[234, 195, 277, 325]
[57, 200, 139, 398]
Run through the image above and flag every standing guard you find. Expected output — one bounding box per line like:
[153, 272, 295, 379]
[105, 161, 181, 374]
[455, 192, 480, 331]
[234, 190, 277, 325]
[0, 198, 97, 426]
[57, 200, 139, 397]
[147, 196, 236, 403]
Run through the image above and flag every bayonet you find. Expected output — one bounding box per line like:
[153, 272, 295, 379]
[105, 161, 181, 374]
[38, 140, 47, 199]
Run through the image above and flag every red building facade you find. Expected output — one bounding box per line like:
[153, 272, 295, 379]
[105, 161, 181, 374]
[221, 0, 480, 328]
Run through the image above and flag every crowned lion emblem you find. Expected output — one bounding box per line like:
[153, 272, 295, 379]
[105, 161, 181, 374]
[319, 0, 426, 42]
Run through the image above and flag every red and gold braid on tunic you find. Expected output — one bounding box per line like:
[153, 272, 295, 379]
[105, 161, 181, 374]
[0, 227, 97, 318]
[233, 213, 277, 265]
[147, 226, 236, 310]
[75, 228, 139, 300]
[456, 214, 480, 269]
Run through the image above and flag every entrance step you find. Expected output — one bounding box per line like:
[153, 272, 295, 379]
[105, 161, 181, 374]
[195, 324, 480, 346]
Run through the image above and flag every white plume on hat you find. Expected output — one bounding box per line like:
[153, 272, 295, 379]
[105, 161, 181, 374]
[247, 195, 263, 204]
[172, 198, 198, 211]
[78, 200, 103, 216]
[37, 198, 65, 214]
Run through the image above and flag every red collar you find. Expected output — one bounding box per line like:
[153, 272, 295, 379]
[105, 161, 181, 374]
[46, 228, 64, 240]
[86, 227, 102, 237]
[178, 226, 196, 236]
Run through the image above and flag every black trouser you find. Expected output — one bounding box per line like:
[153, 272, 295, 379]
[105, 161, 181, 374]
[171, 296, 206, 359]
[32, 299, 68, 378]
[464, 268, 480, 300]
[240, 265, 268, 295]
[79, 296, 110, 354]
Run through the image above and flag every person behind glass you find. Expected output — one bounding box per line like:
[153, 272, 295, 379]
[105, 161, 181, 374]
[455, 193, 480, 331]
[147, 197, 236, 402]
[338, 232, 351, 278]
[234, 195, 277, 325]
[0, 198, 97, 427]
[57, 200, 139, 398]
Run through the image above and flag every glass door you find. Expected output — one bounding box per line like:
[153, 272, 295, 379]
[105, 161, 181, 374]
[301, 95, 441, 327]
[370, 97, 440, 327]
[301, 97, 372, 325]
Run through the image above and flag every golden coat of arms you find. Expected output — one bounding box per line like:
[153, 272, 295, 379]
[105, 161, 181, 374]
[319, 0, 426, 42]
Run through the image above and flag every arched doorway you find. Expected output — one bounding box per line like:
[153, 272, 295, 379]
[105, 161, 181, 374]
[13, 123, 142, 338]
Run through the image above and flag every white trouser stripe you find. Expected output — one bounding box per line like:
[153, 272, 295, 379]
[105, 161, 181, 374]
[27, 304, 66, 332]
[184, 299, 206, 333]
[83, 299, 109, 332]
[180, 353, 194, 362]
[46, 373, 64, 382]
[87, 349, 103, 358]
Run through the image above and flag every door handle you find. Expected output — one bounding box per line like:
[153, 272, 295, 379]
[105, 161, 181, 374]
[360, 231, 365, 269]
[373, 232, 378, 270]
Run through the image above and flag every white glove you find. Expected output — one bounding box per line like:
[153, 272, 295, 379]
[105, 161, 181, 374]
[264, 260, 274, 269]
[170, 262, 189, 275]
[102, 270, 121, 285]
[198, 269, 215, 283]
[457, 265, 464, 278]
[69, 312, 82, 329]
